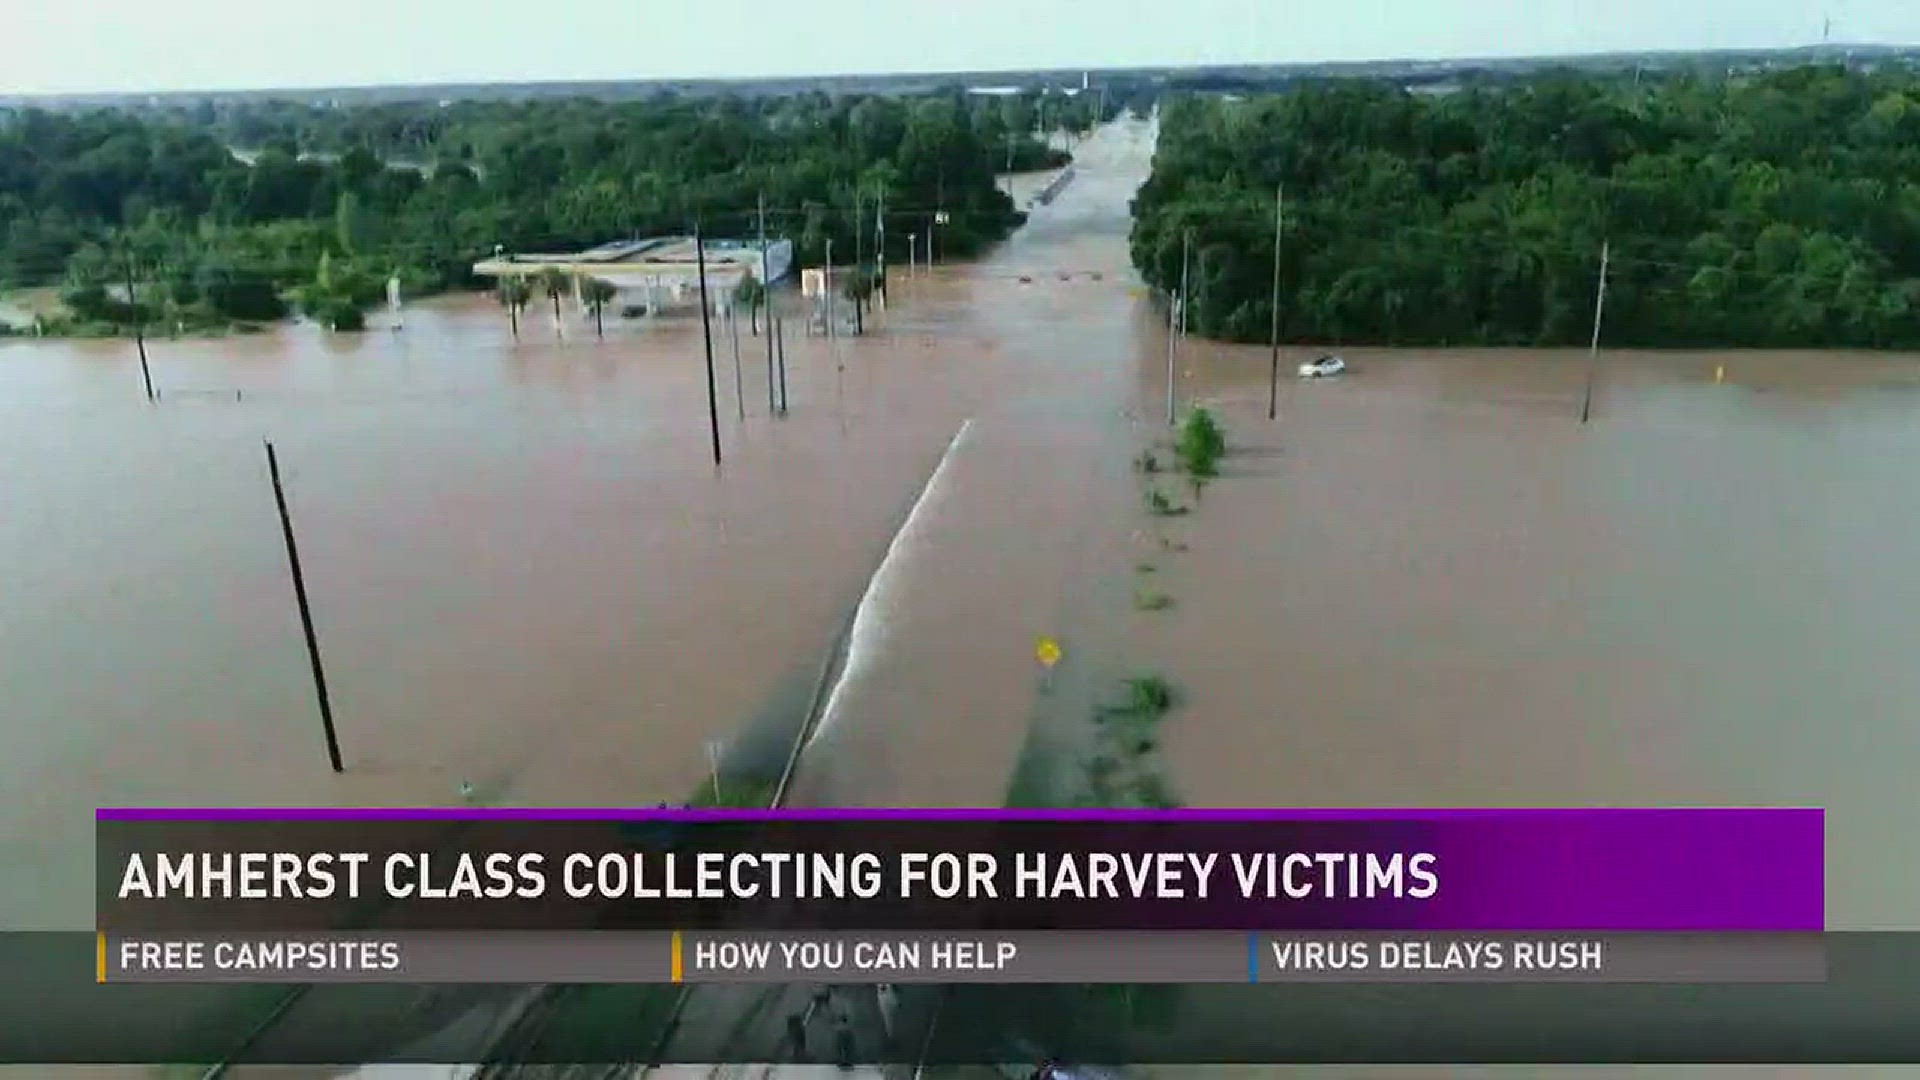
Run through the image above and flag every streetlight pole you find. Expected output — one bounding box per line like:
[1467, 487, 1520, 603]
[1180, 230, 1192, 341]
[760, 194, 777, 417]
[1167, 230, 1190, 426]
[124, 243, 153, 403]
[1581, 239, 1611, 425]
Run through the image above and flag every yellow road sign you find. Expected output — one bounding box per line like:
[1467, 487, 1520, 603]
[1036, 637, 1063, 669]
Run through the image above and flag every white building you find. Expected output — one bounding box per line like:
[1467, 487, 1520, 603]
[472, 236, 795, 317]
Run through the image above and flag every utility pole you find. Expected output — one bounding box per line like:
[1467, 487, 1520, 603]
[1268, 183, 1284, 421]
[1581, 240, 1611, 425]
[124, 246, 153, 403]
[695, 223, 722, 465]
[729, 302, 744, 422]
[1179, 230, 1192, 341]
[265, 440, 343, 774]
[775, 315, 789, 415]
[875, 198, 886, 310]
[824, 238, 835, 340]
[853, 188, 864, 285]
[760, 194, 777, 417]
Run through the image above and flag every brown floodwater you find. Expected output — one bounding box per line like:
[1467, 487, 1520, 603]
[1142, 340, 1920, 931]
[0, 119, 1157, 937]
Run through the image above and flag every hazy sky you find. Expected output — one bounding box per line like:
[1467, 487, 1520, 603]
[9, 0, 1917, 95]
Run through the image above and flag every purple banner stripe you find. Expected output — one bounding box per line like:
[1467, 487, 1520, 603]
[96, 807, 1823, 930]
[95, 806, 1821, 823]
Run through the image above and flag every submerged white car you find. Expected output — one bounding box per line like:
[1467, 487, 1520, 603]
[1298, 354, 1348, 378]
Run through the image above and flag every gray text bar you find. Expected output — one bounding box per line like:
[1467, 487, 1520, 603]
[99, 931, 1826, 984]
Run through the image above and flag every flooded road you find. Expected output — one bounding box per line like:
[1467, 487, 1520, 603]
[621, 117, 1163, 1076]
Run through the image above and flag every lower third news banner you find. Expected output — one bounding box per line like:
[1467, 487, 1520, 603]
[99, 930, 1825, 984]
[95, 806, 1826, 986]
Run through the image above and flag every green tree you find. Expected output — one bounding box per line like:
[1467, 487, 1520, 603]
[197, 259, 287, 321]
[0, 91, 1039, 336]
[334, 190, 364, 255]
[1129, 69, 1920, 348]
[314, 295, 365, 331]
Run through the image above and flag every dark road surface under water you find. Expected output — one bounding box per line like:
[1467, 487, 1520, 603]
[8, 115, 1920, 1075]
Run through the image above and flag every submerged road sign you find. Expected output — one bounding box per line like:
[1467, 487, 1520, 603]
[1036, 637, 1062, 669]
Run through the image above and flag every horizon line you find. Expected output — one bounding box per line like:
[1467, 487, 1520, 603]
[5, 41, 1910, 102]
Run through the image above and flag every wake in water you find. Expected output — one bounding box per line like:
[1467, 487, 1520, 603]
[806, 419, 977, 750]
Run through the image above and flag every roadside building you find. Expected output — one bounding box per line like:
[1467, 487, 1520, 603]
[472, 235, 793, 318]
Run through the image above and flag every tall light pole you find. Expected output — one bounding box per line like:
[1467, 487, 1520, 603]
[760, 194, 777, 417]
[1167, 230, 1190, 427]
[875, 197, 886, 309]
[1165, 288, 1178, 426]
[1268, 184, 1284, 421]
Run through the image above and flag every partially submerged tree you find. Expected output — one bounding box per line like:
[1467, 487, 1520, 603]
[1178, 407, 1226, 479]
[498, 276, 531, 338]
[579, 277, 617, 339]
[841, 269, 875, 335]
[536, 267, 570, 336]
[734, 275, 767, 335]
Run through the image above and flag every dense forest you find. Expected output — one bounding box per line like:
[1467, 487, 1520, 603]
[1132, 66, 1920, 349]
[0, 88, 1107, 334]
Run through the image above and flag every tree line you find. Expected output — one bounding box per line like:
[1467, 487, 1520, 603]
[0, 87, 1109, 335]
[1132, 65, 1920, 349]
